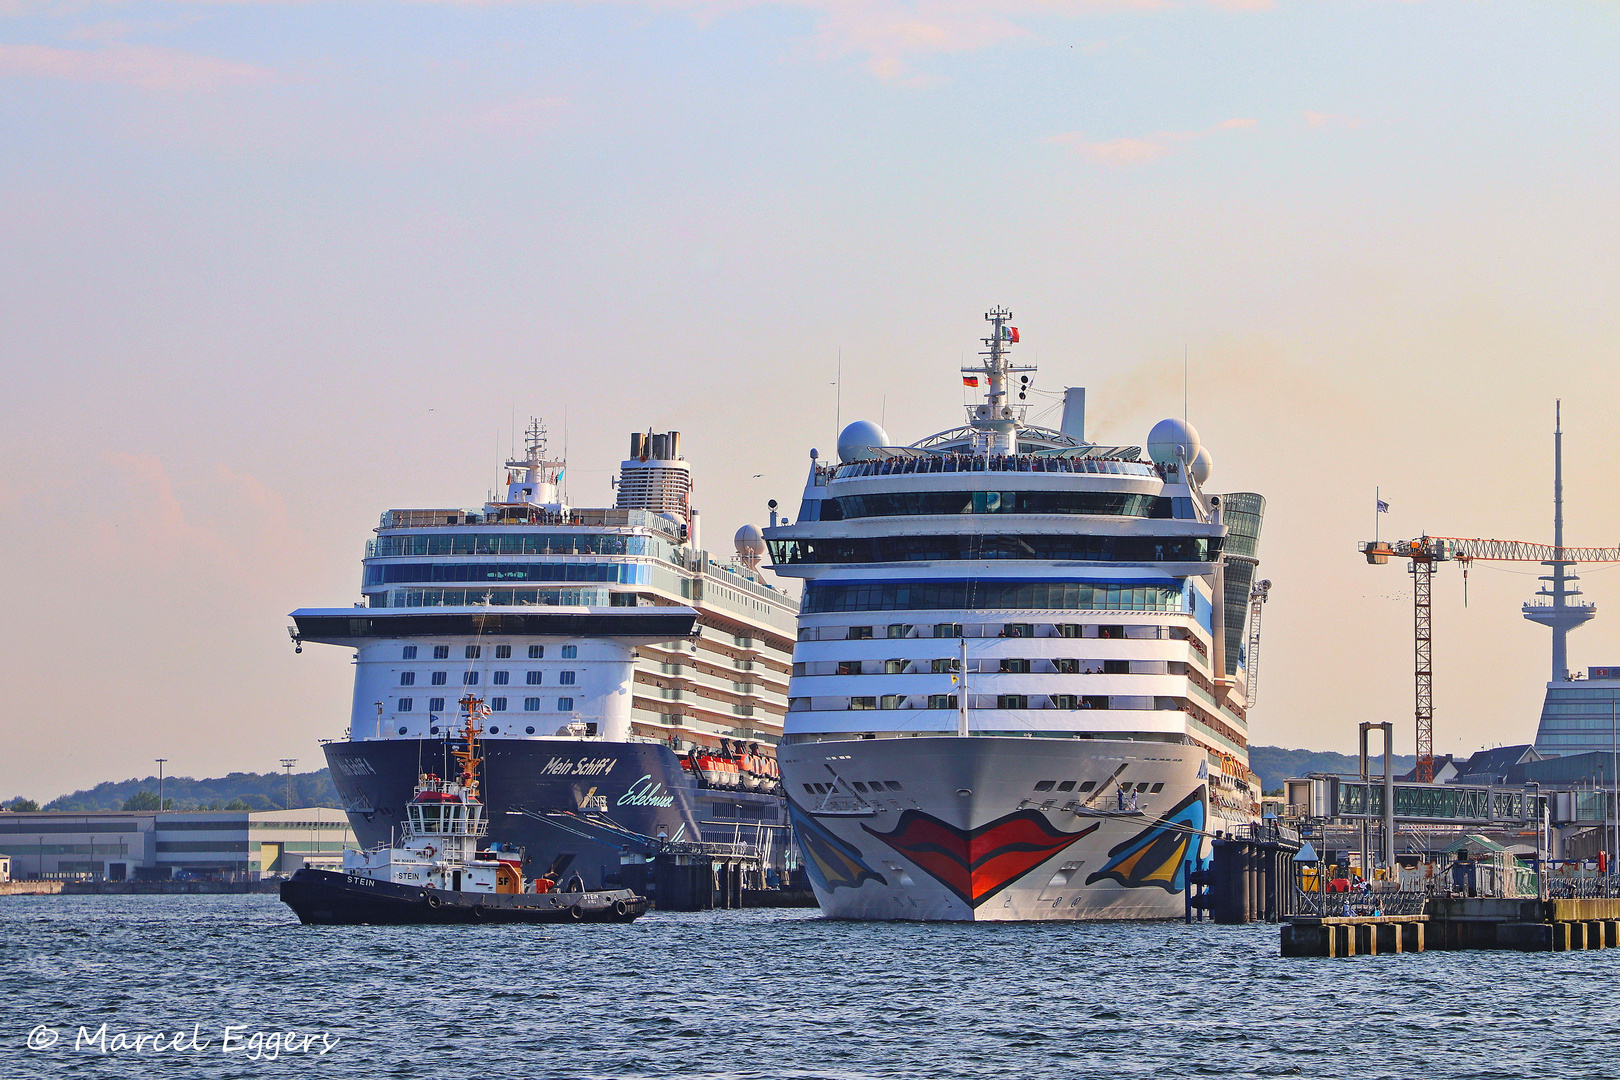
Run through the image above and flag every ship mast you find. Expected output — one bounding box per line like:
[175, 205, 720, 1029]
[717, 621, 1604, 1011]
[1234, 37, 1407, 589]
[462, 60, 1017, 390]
[453, 693, 486, 800]
[963, 307, 1034, 455]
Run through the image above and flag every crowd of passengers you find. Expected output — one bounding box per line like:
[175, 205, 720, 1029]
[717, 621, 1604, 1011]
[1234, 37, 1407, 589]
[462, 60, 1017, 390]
[830, 453, 1158, 478]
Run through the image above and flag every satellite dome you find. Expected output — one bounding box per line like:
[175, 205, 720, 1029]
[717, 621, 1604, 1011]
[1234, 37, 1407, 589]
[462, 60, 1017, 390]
[837, 420, 890, 463]
[734, 523, 766, 559]
[1189, 446, 1213, 486]
[1147, 418, 1201, 466]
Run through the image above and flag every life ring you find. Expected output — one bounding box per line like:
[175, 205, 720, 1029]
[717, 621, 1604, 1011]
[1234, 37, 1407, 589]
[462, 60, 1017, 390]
[421, 845, 437, 858]
[425, 893, 443, 909]
[613, 899, 630, 918]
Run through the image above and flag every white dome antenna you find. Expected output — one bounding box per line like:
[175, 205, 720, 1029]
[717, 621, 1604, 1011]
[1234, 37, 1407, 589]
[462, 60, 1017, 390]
[837, 420, 890, 463]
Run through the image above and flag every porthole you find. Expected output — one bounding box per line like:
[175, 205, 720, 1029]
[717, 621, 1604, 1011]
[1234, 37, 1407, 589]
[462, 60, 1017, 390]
[525, 726, 535, 735]
[430, 726, 439, 735]
[397, 726, 408, 735]
[488, 726, 499, 734]
[956, 788, 972, 797]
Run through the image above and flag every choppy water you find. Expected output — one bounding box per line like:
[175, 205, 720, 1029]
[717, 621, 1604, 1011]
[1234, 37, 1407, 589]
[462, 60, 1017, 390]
[3, 894, 1618, 1079]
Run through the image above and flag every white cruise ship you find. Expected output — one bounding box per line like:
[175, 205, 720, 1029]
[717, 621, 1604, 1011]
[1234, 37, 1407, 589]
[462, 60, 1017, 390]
[290, 421, 799, 890]
[762, 309, 1265, 920]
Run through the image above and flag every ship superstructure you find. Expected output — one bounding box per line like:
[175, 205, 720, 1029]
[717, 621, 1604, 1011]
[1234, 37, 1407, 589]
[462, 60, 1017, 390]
[291, 420, 798, 890]
[763, 309, 1265, 920]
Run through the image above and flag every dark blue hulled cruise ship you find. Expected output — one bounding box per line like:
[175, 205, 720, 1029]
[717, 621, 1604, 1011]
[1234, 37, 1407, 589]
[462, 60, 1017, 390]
[291, 421, 799, 889]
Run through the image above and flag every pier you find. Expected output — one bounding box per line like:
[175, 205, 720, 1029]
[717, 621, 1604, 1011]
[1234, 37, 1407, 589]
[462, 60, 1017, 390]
[1283, 897, 1620, 955]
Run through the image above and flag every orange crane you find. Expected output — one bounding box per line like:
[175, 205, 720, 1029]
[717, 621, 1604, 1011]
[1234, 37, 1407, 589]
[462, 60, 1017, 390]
[1360, 535, 1620, 782]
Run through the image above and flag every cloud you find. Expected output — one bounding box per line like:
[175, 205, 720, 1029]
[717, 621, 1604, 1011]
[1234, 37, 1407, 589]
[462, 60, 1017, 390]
[1304, 110, 1365, 129]
[1049, 115, 1258, 166]
[0, 42, 276, 91]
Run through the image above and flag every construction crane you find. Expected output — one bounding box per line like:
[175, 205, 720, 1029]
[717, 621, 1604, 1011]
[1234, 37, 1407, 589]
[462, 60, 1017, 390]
[1360, 534, 1620, 782]
[1244, 579, 1271, 709]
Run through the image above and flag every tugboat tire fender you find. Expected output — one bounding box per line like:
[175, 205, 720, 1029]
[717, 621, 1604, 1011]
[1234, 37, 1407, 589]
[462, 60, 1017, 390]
[426, 893, 443, 909]
[569, 904, 586, 921]
[472, 905, 486, 920]
[613, 900, 630, 918]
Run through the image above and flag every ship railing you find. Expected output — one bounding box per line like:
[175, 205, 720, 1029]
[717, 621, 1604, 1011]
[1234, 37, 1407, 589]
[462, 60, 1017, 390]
[830, 454, 1154, 481]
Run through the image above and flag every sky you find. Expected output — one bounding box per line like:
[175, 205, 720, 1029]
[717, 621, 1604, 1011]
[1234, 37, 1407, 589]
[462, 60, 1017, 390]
[3, 0, 1619, 800]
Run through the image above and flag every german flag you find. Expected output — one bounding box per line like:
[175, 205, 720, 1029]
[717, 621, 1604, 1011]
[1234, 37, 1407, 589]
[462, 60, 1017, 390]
[962, 376, 979, 387]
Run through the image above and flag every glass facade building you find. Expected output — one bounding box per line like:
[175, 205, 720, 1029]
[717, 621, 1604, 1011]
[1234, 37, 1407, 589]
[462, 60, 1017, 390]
[1532, 668, 1620, 757]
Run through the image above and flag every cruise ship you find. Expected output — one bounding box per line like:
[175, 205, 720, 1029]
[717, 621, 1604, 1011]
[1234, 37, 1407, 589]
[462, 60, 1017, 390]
[290, 421, 798, 890]
[763, 309, 1266, 920]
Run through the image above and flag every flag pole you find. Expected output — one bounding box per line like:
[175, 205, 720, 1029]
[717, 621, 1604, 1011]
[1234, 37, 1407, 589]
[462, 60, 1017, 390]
[1375, 486, 1380, 544]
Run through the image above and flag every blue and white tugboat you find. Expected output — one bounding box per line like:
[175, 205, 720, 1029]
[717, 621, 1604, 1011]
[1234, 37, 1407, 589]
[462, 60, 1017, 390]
[280, 696, 648, 924]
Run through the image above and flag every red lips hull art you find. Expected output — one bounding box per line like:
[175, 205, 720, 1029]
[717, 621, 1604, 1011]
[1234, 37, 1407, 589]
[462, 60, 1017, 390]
[863, 810, 1100, 908]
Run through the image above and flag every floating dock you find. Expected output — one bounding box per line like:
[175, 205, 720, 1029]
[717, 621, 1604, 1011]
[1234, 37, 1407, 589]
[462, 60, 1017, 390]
[1282, 897, 1620, 955]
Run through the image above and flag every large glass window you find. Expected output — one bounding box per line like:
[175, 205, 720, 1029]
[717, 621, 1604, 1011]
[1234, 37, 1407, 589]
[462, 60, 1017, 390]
[803, 579, 1185, 614]
[827, 489, 1155, 521]
[769, 533, 1219, 565]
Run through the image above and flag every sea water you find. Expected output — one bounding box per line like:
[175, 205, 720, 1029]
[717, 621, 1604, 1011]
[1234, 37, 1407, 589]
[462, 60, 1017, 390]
[2, 894, 1615, 1079]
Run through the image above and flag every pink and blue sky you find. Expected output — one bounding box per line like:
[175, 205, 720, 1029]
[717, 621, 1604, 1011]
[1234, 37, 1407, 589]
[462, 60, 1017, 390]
[4, 1, 1619, 798]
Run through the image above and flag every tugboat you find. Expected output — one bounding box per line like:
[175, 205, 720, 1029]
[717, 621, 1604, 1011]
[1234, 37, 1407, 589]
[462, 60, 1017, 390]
[280, 695, 649, 925]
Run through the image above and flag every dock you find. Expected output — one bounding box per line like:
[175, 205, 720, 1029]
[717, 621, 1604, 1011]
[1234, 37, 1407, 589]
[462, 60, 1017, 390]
[1283, 897, 1620, 955]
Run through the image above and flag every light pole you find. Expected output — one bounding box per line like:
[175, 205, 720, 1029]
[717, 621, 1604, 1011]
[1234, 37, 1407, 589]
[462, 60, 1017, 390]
[280, 759, 298, 811]
[155, 758, 168, 813]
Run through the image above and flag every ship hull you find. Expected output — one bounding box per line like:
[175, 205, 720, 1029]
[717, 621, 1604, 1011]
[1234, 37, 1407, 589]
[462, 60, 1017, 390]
[781, 736, 1248, 921]
[279, 868, 647, 925]
[324, 739, 786, 890]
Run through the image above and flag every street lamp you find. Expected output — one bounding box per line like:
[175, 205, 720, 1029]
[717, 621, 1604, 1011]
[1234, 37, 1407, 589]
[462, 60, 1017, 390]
[155, 759, 168, 813]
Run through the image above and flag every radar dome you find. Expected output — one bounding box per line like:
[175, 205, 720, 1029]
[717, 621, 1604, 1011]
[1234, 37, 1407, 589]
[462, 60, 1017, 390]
[1189, 446, 1213, 486]
[734, 524, 766, 559]
[837, 420, 890, 463]
[1147, 418, 1201, 467]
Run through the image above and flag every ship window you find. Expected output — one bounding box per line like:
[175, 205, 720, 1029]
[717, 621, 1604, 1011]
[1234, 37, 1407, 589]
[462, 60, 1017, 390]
[1033, 780, 1056, 792]
[559, 671, 577, 686]
[465, 645, 481, 659]
[1150, 783, 1164, 793]
[927, 694, 957, 709]
[847, 626, 873, 640]
[398, 698, 413, 712]
[1002, 624, 1033, 639]
[884, 660, 906, 674]
[1051, 695, 1079, 710]
[397, 726, 408, 735]
[997, 695, 1028, 709]
[1056, 659, 1079, 674]
[1057, 780, 1076, 791]
[887, 624, 911, 639]
[434, 645, 450, 659]
[557, 697, 574, 710]
[1057, 624, 1082, 638]
[1082, 695, 1110, 710]
[429, 697, 445, 712]
[803, 784, 817, 795]
[490, 698, 507, 711]
[1000, 658, 1031, 673]
[837, 661, 862, 676]
[529, 645, 544, 658]
[400, 672, 416, 686]
[879, 695, 903, 710]
[403, 645, 418, 659]
[1078, 781, 1096, 792]
[885, 781, 903, 791]
[524, 698, 541, 711]
[561, 645, 578, 658]
[527, 671, 543, 685]
[934, 623, 963, 638]
[431, 672, 448, 686]
[429, 726, 439, 734]
[525, 726, 535, 734]
[493, 671, 510, 685]
[848, 697, 877, 710]
[1103, 660, 1129, 675]
[488, 726, 499, 733]
[495, 645, 511, 659]
[930, 659, 960, 674]
[463, 671, 480, 685]
[853, 782, 869, 792]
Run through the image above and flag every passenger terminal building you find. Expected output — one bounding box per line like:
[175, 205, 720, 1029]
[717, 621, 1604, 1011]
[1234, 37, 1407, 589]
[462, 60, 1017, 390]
[0, 808, 354, 880]
[1533, 666, 1620, 760]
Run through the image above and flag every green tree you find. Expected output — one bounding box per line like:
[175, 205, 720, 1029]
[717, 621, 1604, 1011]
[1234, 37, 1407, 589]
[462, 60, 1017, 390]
[225, 798, 251, 811]
[5, 797, 39, 812]
[122, 791, 174, 811]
